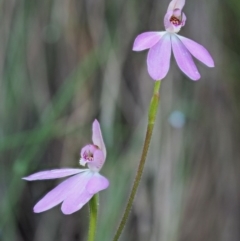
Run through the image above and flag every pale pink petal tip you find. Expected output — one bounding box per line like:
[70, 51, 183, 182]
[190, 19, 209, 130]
[92, 119, 106, 158]
[168, 0, 186, 11]
[23, 168, 86, 181]
[133, 32, 163, 51]
[179, 36, 215, 68]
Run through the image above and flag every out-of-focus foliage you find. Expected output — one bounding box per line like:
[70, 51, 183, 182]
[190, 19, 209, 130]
[0, 0, 240, 241]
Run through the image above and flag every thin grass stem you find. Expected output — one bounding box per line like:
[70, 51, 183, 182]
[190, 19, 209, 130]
[112, 80, 161, 241]
[88, 194, 99, 241]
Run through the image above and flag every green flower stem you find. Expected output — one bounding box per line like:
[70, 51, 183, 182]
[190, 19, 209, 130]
[112, 80, 161, 241]
[88, 194, 99, 241]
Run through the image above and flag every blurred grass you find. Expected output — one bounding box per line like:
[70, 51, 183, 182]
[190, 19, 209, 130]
[1, 0, 240, 241]
[0, 41, 109, 241]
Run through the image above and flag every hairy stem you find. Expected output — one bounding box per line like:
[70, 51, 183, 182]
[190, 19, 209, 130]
[112, 81, 161, 241]
[88, 194, 99, 241]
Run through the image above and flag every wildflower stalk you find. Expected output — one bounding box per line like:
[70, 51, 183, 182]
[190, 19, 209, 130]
[113, 80, 161, 241]
[88, 194, 99, 241]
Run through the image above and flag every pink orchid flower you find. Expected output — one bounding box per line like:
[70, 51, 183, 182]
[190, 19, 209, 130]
[23, 120, 109, 215]
[133, 0, 214, 81]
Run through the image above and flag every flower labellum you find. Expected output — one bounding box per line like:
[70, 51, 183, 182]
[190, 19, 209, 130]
[23, 120, 109, 215]
[133, 0, 214, 81]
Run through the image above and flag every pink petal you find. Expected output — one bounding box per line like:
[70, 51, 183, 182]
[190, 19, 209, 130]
[181, 13, 187, 27]
[87, 149, 105, 172]
[164, 9, 186, 33]
[80, 144, 98, 167]
[61, 190, 93, 215]
[164, 11, 174, 32]
[171, 34, 200, 80]
[132, 32, 165, 51]
[86, 173, 109, 194]
[92, 119, 106, 158]
[147, 33, 171, 80]
[33, 172, 89, 213]
[178, 35, 214, 67]
[61, 173, 94, 215]
[23, 168, 86, 181]
[168, 0, 185, 11]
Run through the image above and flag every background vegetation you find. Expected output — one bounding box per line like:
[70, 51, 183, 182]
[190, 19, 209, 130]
[0, 0, 240, 240]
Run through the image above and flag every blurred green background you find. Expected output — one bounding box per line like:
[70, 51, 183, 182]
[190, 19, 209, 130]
[0, 0, 240, 240]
